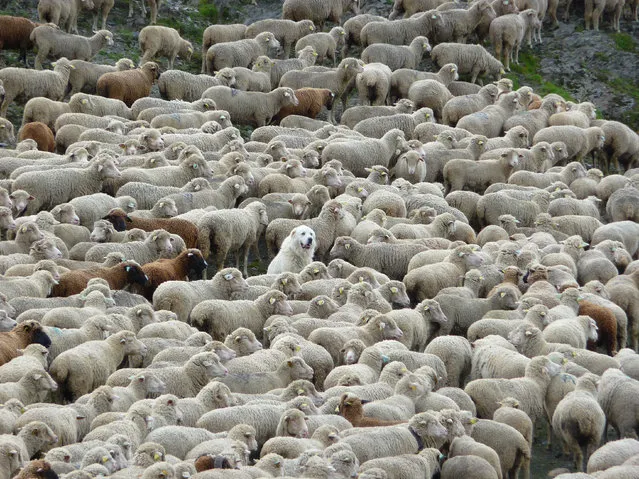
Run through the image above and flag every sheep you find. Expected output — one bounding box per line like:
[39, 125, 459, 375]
[271, 88, 334, 123]
[137, 249, 207, 300]
[196, 202, 268, 277]
[84, 228, 176, 265]
[37, 0, 94, 34]
[218, 356, 313, 394]
[96, 62, 160, 107]
[206, 32, 280, 73]
[329, 236, 428, 281]
[406, 79, 452, 122]
[12, 156, 121, 213]
[441, 83, 498, 126]
[294, 27, 345, 65]
[430, 42, 505, 84]
[261, 425, 339, 459]
[592, 120, 639, 173]
[552, 373, 604, 471]
[359, 10, 440, 47]
[0, 421, 58, 464]
[279, 57, 363, 123]
[0, 369, 57, 404]
[0, 118, 16, 146]
[21, 97, 71, 131]
[457, 91, 521, 138]
[0, 15, 39, 66]
[282, 0, 359, 30]
[489, 10, 541, 71]
[253, 46, 317, 88]
[246, 19, 316, 59]
[152, 267, 248, 323]
[0, 270, 59, 301]
[476, 189, 550, 227]
[340, 99, 414, 129]
[29, 25, 113, 70]
[202, 86, 298, 128]
[200, 24, 247, 73]
[49, 330, 147, 401]
[157, 70, 232, 102]
[0, 57, 74, 117]
[535, 125, 605, 162]
[18, 122, 55, 153]
[596, 368, 639, 440]
[591, 220, 639, 258]
[67, 92, 132, 119]
[137, 26, 193, 70]
[361, 36, 431, 72]
[321, 129, 407, 178]
[443, 148, 519, 194]
[354, 108, 434, 140]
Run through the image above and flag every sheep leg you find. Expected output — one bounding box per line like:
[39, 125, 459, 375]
[504, 45, 512, 71]
[242, 244, 251, 278]
[148, 0, 158, 24]
[201, 45, 209, 73]
[470, 66, 481, 84]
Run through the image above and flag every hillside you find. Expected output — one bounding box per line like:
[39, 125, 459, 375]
[1, 0, 638, 133]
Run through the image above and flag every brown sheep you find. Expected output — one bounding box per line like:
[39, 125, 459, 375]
[581, 299, 618, 356]
[137, 248, 208, 300]
[338, 392, 407, 427]
[96, 62, 160, 107]
[0, 16, 38, 66]
[194, 455, 234, 472]
[13, 459, 58, 479]
[0, 321, 51, 366]
[272, 87, 334, 123]
[102, 208, 199, 249]
[18, 122, 55, 152]
[51, 259, 149, 297]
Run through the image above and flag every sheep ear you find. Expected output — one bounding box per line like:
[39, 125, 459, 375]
[525, 330, 532, 336]
[500, 292, 505, 298]
[378, 321, 386, 330]
[269, 297, 276, 305]
[287, 360, 294, 367]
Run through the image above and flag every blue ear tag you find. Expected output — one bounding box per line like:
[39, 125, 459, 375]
[126, 266, 131, 272]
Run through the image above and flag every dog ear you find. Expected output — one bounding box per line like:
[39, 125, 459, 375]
[289, 228, 297, 237]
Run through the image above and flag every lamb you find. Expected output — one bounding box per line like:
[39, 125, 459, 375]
[430, 42, 505, 84]
[205, 32, 280, 73]
[0, 421, 58, 464]
[0, 270, 59, 301]
[261, 425, 339, 458]
[67, 92, 132, 118]
[139, 25, 193, 69]
[29, 25, 113, 70]
[0, 57, 74, 117]
[443, 148, 519, 194]
[441, 83, 498, 126]
[533, 126, 606, 162]
[48, 330, 146, 401]
[152, 267, 249, 322]
[202, 86, 298, 128]
[96, 62, 160, 107]
[18, 122, 55, 153]
[329, 236, 428, 281]
[361, 36, 431, 71]
[279, 57, 363, 123]
[245, 19, 316, 59]
[294, 26, 345, 65]
[282, 0, 359, 30]
[552, 373, 604, 471]
[12, 155, 120, 214]
[354, 108, 434, 140]
[111, 152, 212, 189]
[0, 369, 58, 404]
[489, 10, 540, 71]
[321, 129, 407, 177]
[84, 228, 176, 265]
[196, 202, 268, 276]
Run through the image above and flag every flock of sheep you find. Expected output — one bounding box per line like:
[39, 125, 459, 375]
[0, 0, 638, 478]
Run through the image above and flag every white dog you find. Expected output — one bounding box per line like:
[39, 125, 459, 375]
[267, 225, 317, 274]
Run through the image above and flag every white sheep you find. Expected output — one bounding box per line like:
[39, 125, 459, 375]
[294, 26, 345, 65]
[206, 31, 280, 73]
[430, 42, 505, 84]
[139, 25, 193, 69]
[489, 10, 541, 71]
[361, 36, 431, 71]
[245, 18, 316, 59]
[29, 25, 113, 70]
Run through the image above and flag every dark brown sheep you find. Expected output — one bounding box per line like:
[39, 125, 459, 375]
[102, 207, 199, 249]
[581, 299, 618, 356]
[0, 321, 51, 366]
[14, 460, 59, 479]
[96, 62, 160, 107]
[137, 248, 208, 300]
[338, 392, 407, 427]
[51, 259, 149, 297]
[272, 87, 334, 122]
[0, 16, 38, 66]
[18, 122, 55, 152]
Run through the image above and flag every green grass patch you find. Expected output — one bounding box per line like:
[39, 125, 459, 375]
[198, 0, 219, 22]
[509, 52, 576, 102]
[610, 33, 637, 52]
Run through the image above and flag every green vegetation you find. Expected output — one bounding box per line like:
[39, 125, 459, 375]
[507, 52, 576, 102]
[610, 32, 637, 52]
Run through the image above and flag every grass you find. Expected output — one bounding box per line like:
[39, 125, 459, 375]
[610, 32, 637, 52]
[508, 52, 577, 102]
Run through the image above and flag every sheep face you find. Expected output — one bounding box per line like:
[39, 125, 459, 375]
[0, 310, 16, 332]
[227, 329, 262, 355]
[31, 239, 63, 260]
[0, 118, 15, 145]
[184, 250, 208, 280]
[279, 409, 309, 438]
[409, 412, 449, 443]
[493, 288, 519, 310]
[193, 352, 229, 378]
[90, 221, 114, 242]
[10, 191, 36, 217]
[18, 321, 52, 349]
[123, 262, 149, 287]
[386, 282, 410, 307]
[95, 157, 122, 180]
[216, 267, 249, 294]
[419, 299, 448, 325]
[0, 207, 15, 233]
[57, 204, 80, 225]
